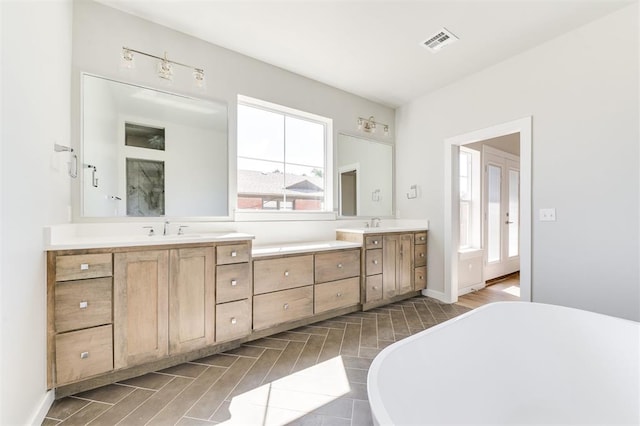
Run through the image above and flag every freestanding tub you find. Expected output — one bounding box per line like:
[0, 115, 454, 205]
[367, 302, 639, 425]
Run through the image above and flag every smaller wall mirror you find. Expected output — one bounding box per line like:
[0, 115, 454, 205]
[81, 74, 228, 217]
[337, 134, 393, 217]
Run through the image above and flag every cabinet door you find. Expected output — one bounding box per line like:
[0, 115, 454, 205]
[397, 234, 414, 293]
[382, 235, 398, 298]
[169, 247, 215, 354]
[114, 250, 169, 369]
[383, 234, 414, 298]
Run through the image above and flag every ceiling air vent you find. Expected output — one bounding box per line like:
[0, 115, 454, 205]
[421, 28, 459, 53]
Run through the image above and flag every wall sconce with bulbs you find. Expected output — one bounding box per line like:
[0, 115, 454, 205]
[357, 116, 389, 136]
[121, 47, 205, 88]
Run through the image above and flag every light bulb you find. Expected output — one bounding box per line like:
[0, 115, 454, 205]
[158, 59, 173, 80]
[121, 48, 135, 69]
[193, 69, 205, 88]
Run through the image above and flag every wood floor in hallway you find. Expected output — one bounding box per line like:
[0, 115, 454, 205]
[457, 273, 521, 310]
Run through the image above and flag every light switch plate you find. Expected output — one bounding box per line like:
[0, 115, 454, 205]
[539, 208, 556, 221]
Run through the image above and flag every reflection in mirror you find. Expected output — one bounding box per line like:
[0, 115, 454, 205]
[337, 134, 393, 217]
[81, 74, 228, 217]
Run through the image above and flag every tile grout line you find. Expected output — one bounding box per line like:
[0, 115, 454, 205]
[143, 365, 213, 426]
[206, 353, 262, 421]
[260, 340, 291, 385]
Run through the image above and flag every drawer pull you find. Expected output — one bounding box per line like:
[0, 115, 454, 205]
[373, 240, 379, 245]
[372, 286, 378, 290]
[79, 300, 88, 309]
[337, 263, 343, 269]
[80, 351, 90, 359]
[419, 275, 423, 280]
[230, 317, 237, 325]
[373, 260, 378, 265]
[231, 251, 237, 257]
[283, 303, 289, 310]
[420, 253, 425, 257]
[336, 292, 342, 297]
[230, 279, 237, 287]
[284, 271, 289, 277]
[420, 236, 425, 241]
[80, 263, 89, 270]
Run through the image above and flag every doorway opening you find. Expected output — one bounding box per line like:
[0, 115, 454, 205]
[339, 165, 359, 216]
[441, 117, 532, 304]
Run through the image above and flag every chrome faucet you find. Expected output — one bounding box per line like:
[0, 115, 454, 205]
[371, 217, 381, 228]
[163, 220, 170, 236]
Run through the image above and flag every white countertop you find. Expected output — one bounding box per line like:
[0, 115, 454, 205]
[46, 232, 255, 250]
[252, 240, 361, 258]
[336, 225, 427, 234]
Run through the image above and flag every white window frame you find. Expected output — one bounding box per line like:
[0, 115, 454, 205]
[235, 95, 334, 221]
[459, 146, 481, 249]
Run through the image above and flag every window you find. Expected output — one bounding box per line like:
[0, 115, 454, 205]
[459, 147, 481, 249]
[237, 96, 332, 212]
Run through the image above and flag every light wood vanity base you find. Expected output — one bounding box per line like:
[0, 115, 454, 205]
[53, 303, 359, 398]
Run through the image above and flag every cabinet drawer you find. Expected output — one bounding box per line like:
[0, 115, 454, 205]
[253, 286, 313, 330]
[415, 232, 427, 245]
[56, 253, 112, 281]
[55, 277, 112, 333]
[314, 277, 360, 314]
[216, 299, 251, 342]
[315, 250, 360, 283]
[365, 275, 383, 303]
[55, 325, 113, 385]
[253, 255, 313, 295]
[365, 236, 383, 250]
[415, 266, 427, 290]
[415, 244, 427, 267]
[366, 249, 383, 276]
[217, 243, 250, 265]
[216, 263, 251, 304]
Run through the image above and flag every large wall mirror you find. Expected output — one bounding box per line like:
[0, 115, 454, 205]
[81, 74, 228, 217]
[337, 134, 393, 217]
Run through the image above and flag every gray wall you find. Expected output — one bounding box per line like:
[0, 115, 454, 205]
[395, 4, 639, 320]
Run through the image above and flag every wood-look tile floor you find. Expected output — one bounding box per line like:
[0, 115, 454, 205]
[43, 286, 518, 426]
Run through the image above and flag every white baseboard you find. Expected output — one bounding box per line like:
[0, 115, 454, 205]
[28, 390, 54, 425]
[458, 283, 486, 297]
[421, 288, 447, 302]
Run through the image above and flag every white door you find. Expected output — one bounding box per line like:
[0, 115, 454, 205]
[483, 147, 520, 280]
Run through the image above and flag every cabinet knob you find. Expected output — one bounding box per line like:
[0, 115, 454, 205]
[373, 240, 379, 245]
[419, 276, 423, 280]
[230, 279, 237, 287]
[372, 286, 378, 290]
[337, 263, 343, 269]
[283, 303, 289, 310]
[373, 260, 378, 265]
[284, 271, 289, 277]
[80, 263, 89, 270]
[231, 251, 237, 257]
[79, 301, 88, 309]
[336, 292, 342, 297]
[420, 253, 425, 257]
[80, 351, 89, 359]
[230, 317, 237, 325]
[421, 236, 425, 241]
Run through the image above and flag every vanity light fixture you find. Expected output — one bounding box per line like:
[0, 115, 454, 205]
[121, 46, 205, 87]
[357, 116, 390, 136]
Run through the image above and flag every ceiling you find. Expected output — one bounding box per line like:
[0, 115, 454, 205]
[99, 0, 633, 108]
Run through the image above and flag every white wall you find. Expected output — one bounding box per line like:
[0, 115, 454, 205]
[396, 4, 639, 320]
[71, 0, 395, 220]
[0, 1, 72, 424]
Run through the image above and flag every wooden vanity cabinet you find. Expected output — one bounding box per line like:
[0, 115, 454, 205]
[114, 250, 169, 369]
[215, 242, 252, 342]
[168, 247, 216, 354]
[337, 230, 428, 310]
[49, 253, 114, 387]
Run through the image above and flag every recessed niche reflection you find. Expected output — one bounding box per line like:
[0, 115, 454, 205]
[125, 122, 165, 151]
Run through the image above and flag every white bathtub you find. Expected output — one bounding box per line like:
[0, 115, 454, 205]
[367, 302, 639, 425]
